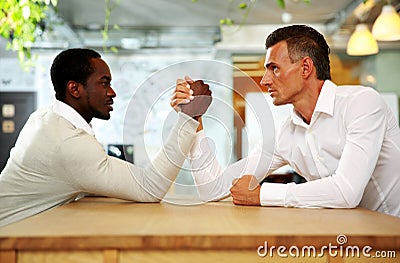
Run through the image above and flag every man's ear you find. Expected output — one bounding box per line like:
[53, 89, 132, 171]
[302, 57, 313, 79]
[66, 81, 81, 99]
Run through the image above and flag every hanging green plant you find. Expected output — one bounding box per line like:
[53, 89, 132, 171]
[219, 1, 256, 27]
[193, 0, 312, 26]
[102, 0, 120, 53]
[0, 0, 58, 70]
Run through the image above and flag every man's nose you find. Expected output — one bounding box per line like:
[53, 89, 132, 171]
[107, 86, 116, 97]
[260, 70, 272, 87]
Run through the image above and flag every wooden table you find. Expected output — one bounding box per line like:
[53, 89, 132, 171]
[1, 197, 399, 263]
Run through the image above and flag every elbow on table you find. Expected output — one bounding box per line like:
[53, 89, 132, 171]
[142, 195, 163, 203]
[340, 189, 364, 209]
[331, 175, 365, 209]
[342, 200, 360, 209]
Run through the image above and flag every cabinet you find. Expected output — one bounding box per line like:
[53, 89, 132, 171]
[0, 92, 36, 171]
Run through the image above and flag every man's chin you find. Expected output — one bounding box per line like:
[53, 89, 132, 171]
[271, 97, 289, 106]
[271, 98, 282, 106]
[96, 113, 111, 120]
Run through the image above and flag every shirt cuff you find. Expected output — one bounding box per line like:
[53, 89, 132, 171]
[177, 112, 199, 133]
[189, 129, 206, 158]
[260, 182, 294, 206]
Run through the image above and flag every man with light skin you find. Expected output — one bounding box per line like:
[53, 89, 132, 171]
[171, 25, 400, 217]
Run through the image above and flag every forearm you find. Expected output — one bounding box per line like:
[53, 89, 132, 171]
[141, 112, 199, 200]
[189, 130, 229, 201]
[261, 175, 357, 208]
[261, 142, 382, 209]
[190, 132, 274, 201]
[63, 112, 198, 202]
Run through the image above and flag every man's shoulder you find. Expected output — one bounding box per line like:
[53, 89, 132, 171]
[334, 84, 389, 118]
[333, 85, 383, 107]
[335, 84, 379, 97]
[26, 106, 83, 139]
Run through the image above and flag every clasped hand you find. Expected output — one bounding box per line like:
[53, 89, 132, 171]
[170, 76, 212, 120]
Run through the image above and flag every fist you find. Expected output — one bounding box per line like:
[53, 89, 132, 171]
[230, 175, 261, 206]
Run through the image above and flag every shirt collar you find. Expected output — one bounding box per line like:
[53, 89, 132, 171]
[314, 80, 336, 117]
[290, 80, 337, 126]
[52, 99, 94, 136]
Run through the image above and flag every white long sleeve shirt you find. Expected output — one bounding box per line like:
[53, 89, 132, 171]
[190, 80, 400, 217]
[0, 100, 198, 227]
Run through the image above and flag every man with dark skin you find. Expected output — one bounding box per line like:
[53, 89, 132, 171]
[0, 48, 212, 226]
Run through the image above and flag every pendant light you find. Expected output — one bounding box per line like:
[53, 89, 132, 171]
[372, 5, 400, 41]
[347, 24, 379, 56]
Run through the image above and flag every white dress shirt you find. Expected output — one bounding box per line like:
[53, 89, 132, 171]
[190, 80, 400, 217]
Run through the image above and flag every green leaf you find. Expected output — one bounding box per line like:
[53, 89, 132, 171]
[276, 0, 285, 9]
[238, 3, 247, 9]
[220, 18, 234, 25]
[18, 49, 25, 62]
[25, 48, 31, 59]
[101, 30, 109, 41]
[110, 46, 118, 53]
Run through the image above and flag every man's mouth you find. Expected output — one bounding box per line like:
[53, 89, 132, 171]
[268, 89, 276, 96]
[106, 101, 114, 111]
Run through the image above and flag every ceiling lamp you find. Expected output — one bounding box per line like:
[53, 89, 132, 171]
[347, 24, 379, 56]
[372, 5, 400, 41]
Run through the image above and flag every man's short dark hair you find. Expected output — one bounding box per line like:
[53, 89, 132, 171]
[265, 25, 331, 80]
[50, 48, 101, 101]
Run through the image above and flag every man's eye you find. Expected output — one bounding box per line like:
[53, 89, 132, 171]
[272, 66, 280, 76]
[102, 82, 110, 87]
